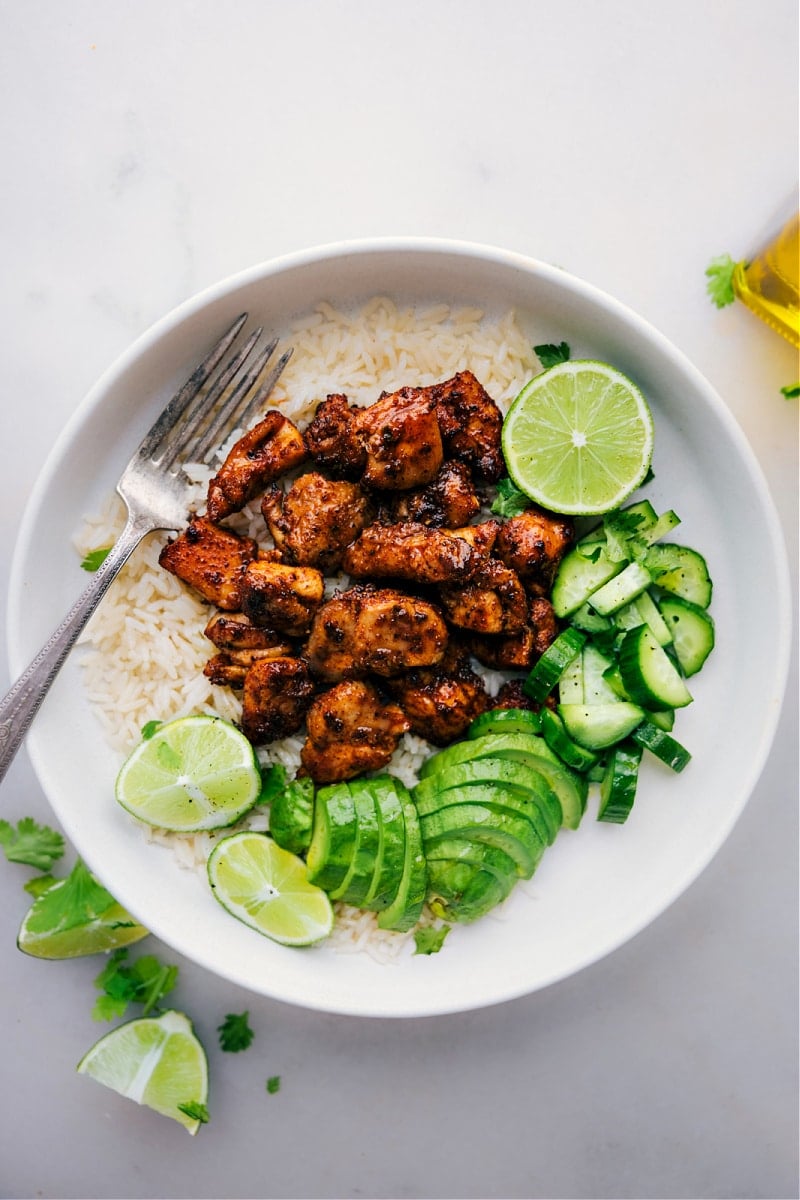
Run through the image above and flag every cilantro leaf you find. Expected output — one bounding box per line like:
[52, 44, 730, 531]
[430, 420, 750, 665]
[80, 546, 113, 572]
[413, 924, 451, 955]
[780, 382, 799, 399]
[178, 1100, 209, 1124]
[534, 341, 571, 368]
[705, 254, 738, 308]
[92, 948, 178, 1021]
[140, 720, 163, 741]
[0, 817, 65, 871]
[490, 476, 530, 518]
[218, 1011, 254, 1052]
[23, 873, 59, 898]
[603, 509, 650, 563]
[256, 763, 287, 807]
[25, 859, 117, 934]
[266, 1076, 281, 1095]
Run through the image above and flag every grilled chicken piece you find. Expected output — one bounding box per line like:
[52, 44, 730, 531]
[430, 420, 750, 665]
[469, 596, 560, 671]
[438, 558, 528, 635]
[158, 517, 257, 610]
[429, 371, 504, 482]
[241, 560, 325, 636]
[300, 679, 410, 783]
[303, 393, 366, 478]
[491, 679, 540, 712]
[206, 411, 308, 522]
[261, 473, 373, 572]
[356, 386, 443, 490]
[495, 507, 574, 594]
[305, 585, 449, 682]
[384, 642, 489, 746]
[387, 461, 481, 528]
[241, 656, 316, 744]
[204, 611, 293, 651]
[203, 645, 295, 688]
[448, 520, 500, 557]
[342, 522, 479, 585]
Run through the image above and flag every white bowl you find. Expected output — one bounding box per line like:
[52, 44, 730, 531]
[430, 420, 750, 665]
[8, 238, 791, 1017]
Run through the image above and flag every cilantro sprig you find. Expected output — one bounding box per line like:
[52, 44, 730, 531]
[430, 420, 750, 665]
[534, 341, 571, 368]
[490, 476, 530, 518]
[217, 1011, 255, 1052]
[92, 948, 179, 1021]
[0, 817, 65, 871]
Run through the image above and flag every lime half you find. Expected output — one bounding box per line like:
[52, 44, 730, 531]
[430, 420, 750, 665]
[77, 1010, 208, 1134]
[115, 715, 262, 832]
[207, 832, 334, 947]
[502, 360, 655, 515]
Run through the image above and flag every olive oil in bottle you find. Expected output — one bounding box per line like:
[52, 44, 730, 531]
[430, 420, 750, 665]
[733, 212, 799, 347]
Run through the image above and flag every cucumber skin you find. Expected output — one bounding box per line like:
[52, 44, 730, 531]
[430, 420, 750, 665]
[657, 596, 715, 676]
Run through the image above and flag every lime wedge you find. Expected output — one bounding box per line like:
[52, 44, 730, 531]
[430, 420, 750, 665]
[18, 868, 148, 959]
[77, 1010, 208, 1134]
[207, 831, 334, 946]
[501, 361, 655, 515]
[115, 715, 262, 831]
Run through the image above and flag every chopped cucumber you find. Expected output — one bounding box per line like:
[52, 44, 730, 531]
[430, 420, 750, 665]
[597, 741, 642, 823]
[657, 596, 715, 676]
[538, 708, 601, 772]
[551, 544, 625, 617]
[558, 702, 645, 750]
[467, 708, 542, 739]
[618, 625, 693, 710]
[522, 627, 586, 702]
[631, 721, 691, 772]
[589, 561, 652, 615]
[645, 543, 712, 607]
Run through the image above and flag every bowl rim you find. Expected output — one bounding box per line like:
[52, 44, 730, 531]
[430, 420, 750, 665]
[7, 236, 793, 1016]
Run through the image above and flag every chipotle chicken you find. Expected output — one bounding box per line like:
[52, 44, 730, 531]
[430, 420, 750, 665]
[306, 586, 449, 682]
[159, 367, 574, 783]
[300, 679, 410, 783]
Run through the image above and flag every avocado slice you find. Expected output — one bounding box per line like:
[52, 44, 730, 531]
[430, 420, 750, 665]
[268, 776, 315, 856]
[420, 801, 544, 879]
[416, 776, 557, 851]
[419, 733, 587, 831]
[329, 782, 381, 905]
[362, 775, 407, 912]
[306, 783, 357, 892]
[377, 787, 427, 932]
[413, 757, 561, 844]
[427, 859, 514, 923]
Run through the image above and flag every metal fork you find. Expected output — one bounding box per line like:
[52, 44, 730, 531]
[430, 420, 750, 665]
[0, 315, 292, 785]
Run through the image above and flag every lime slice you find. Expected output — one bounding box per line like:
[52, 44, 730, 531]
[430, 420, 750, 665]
[115, 715, 262, 831]
[18, 872, 148, 959]
[501, 361, 655, 515]
[77, 1010, 208, 1134]
[207, 831, 334, 946]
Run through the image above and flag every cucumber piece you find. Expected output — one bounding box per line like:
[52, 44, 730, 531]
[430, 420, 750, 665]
[640, 509, 681, 546]
[569, 602, 614, 635]
[362, 776, 406, 912]
[329, 782, 381, 905]
[597, 740, 643, 823]
[556, 653, 585, 703]
[588, 561, 652, 615]
[538, 707, 601, 772]
[427, 860, 514, 923]
[467, 708, 542, 739]
[618, 625, 693, 709]
[645, 543, 712, 607]
[618, 499, 658, 531]
[551, 544, 625, 618]
[420, 802, 543, 879]
[558, 702, 645, 750]
[419, 734, 588, 831]
[581, 643, 621, 704]
[413, 765, 561, 845]
[377, 787, 426, 932]
[268, 776, 315, 856]
[657, 596, 715, 676]
[305, 783, 357, 892]
[631, 720, 691, 772]
[522, 627, 586, 702]
[644, 707, 675, 731]
[614, 590, 673, 646]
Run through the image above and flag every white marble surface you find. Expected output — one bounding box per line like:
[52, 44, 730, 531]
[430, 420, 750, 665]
[0, 3, 797, 1198]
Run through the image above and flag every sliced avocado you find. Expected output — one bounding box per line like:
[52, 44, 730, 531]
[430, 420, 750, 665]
[268, 776, 315, 856]
[419, 733, 587, 831]
[420, 801, 543, 879]
[427, 860, 513, 923]
[413, 757, 562, 843]
[329, 782, 381, 905]
[416, 777, 557, 850]
[377, 787, 427, 932]
[305, 783, 357, 892]
[362, 775, 406, 912]
[424, 836, 519, 886]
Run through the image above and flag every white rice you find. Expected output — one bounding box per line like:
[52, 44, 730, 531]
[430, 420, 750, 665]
[74, 298, 538, 959]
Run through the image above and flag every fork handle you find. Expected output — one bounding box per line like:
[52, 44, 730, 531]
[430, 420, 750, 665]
[0, 512, 156, 788]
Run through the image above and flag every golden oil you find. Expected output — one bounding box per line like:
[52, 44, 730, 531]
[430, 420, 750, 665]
[733, 211, 799, 347]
